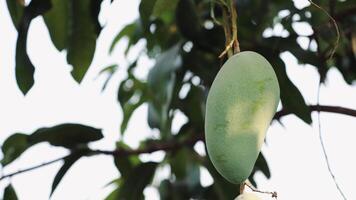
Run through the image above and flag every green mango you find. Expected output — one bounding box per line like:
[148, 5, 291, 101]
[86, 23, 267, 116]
[205, 51, 280, 184]
[234, 193, 262, 200]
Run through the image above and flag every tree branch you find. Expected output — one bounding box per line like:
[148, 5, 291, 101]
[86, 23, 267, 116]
[273, 105, 356, 120]
[1, 104, 356, 181]
[0, 155, 69, 181]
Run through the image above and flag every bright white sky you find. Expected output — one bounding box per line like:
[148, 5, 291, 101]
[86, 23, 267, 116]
[1, 0, 356, 199]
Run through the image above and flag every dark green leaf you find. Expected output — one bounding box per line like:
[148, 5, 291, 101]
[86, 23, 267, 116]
[4, 184, 18, 200]
[117, 73, 147, 134]
[114, 141, 141, 177]
[1, 124, 100, 166]
[5, 0, 24, 29]
[1, 133, 29, 166]
[43, 0, 69, 51]
[204, 158, 238, 199]
[139, 0, 158, 31]
[255, 153, 270, 179]
[179, 85, 205, 131]
[152, 0, 179, 23]
[273, 57, 312, 124]
[50, 149, 88, 197]
[176, 0, 201, 40]
[14, 0, 52, 94]
[118, 162, 158, 200]
[15, 27, 34, 95]
[170, 148, 200, 188]
[29, 123, 103, 148]
[104, 187, 120, 200]
[67, 0, 98, 82]
[109, 22, 137, 53]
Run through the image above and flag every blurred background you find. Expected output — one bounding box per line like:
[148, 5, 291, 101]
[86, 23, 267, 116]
[0, 0, 356, 199]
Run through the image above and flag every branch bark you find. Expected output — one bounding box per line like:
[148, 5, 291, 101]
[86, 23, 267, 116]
[1, 104, 356, 181]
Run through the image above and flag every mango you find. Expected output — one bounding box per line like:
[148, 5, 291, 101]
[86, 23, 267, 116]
[205, 51, 280, 184]
[234, 193, 262, 200]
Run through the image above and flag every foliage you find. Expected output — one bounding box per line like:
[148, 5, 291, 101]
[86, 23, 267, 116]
[2, 0, 356, 199]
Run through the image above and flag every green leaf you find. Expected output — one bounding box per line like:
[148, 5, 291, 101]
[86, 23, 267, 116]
[104, 187, 120, 200]
[14, 0, 52, 94]
[139, 0, 158, 31]
[169, 148, 200, 188]
[5, 0, 24, 29]
[179, 85, 205, 131]
[50, 150, 87, 197]
[255, 153, 270, 179]
[97, 64, 118, 91]
[43, 0, 69, 51]
[147, 44, 182, 132]
[273, 57, 312, 124]
[1, 133, 29, 166]
[118, 162, 158, 200]
[152, 0, 179, 23]
[114, 142, 141, 177]
[1, 124, 101, 166]
[176, 0, 201, 40]
[109, 21, 142, 54]
[67, 0, 98, 82]
[4, 184, 18, 200]
[15, 27, 35, 95]
[204, 158, 238, 199]
[117, 73, 147, 134]
[29, 123, 103, 148]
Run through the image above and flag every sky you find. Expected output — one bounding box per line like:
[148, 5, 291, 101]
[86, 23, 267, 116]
[1, 0, 356, 199]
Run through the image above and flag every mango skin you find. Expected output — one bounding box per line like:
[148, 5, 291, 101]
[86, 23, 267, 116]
[205, 51, 280, 184]
[234, 193, 262, 200]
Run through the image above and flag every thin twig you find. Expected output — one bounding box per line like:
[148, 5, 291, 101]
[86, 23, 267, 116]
[230, 0, 240, 54]
[244, 182, 278, 199]
[0, 155, 69, 181]
[218, 40, 234, 58]
[308, 0, 340, 60]
[316, 81, 348, 200]
[273, 105, 356, 120]
[221, 7, 233, 58]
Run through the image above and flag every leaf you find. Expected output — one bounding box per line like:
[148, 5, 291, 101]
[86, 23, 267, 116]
[179, 85, 205, 131]
[43, 0, 69, 51]
[109, 20, 145, 55]
[117, 73, 147, 134]
[104, 187, 120, 200]
[1, 133, 29, 166]
[3, 184, 18, 200]
[67, 0, 99, 82]
[169, 148, 200, 188]
[29, 123, 103, 148]
[254, 153, 270, 179]
[1, 124, 101, 166]
[204, 158, 238, 199]
[175, 0, 201, 40]
[5, 0, 24, 29]
[114, 142, 141, 177]
[15, 0, 52, 94]
[273, 57, 312, 124]
[152, 0, 179, 23]
[117, 162, 158, 200]
[97, 64, 118, 91]
[139, 0, 158, 31]
[147, 44, 182, 131]
[50, 149, 88, 197]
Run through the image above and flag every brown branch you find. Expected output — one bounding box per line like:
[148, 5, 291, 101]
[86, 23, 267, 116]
[1, 104, 356, 181]
[0, 155, 69, 181]
[273, 105, 356, 121]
